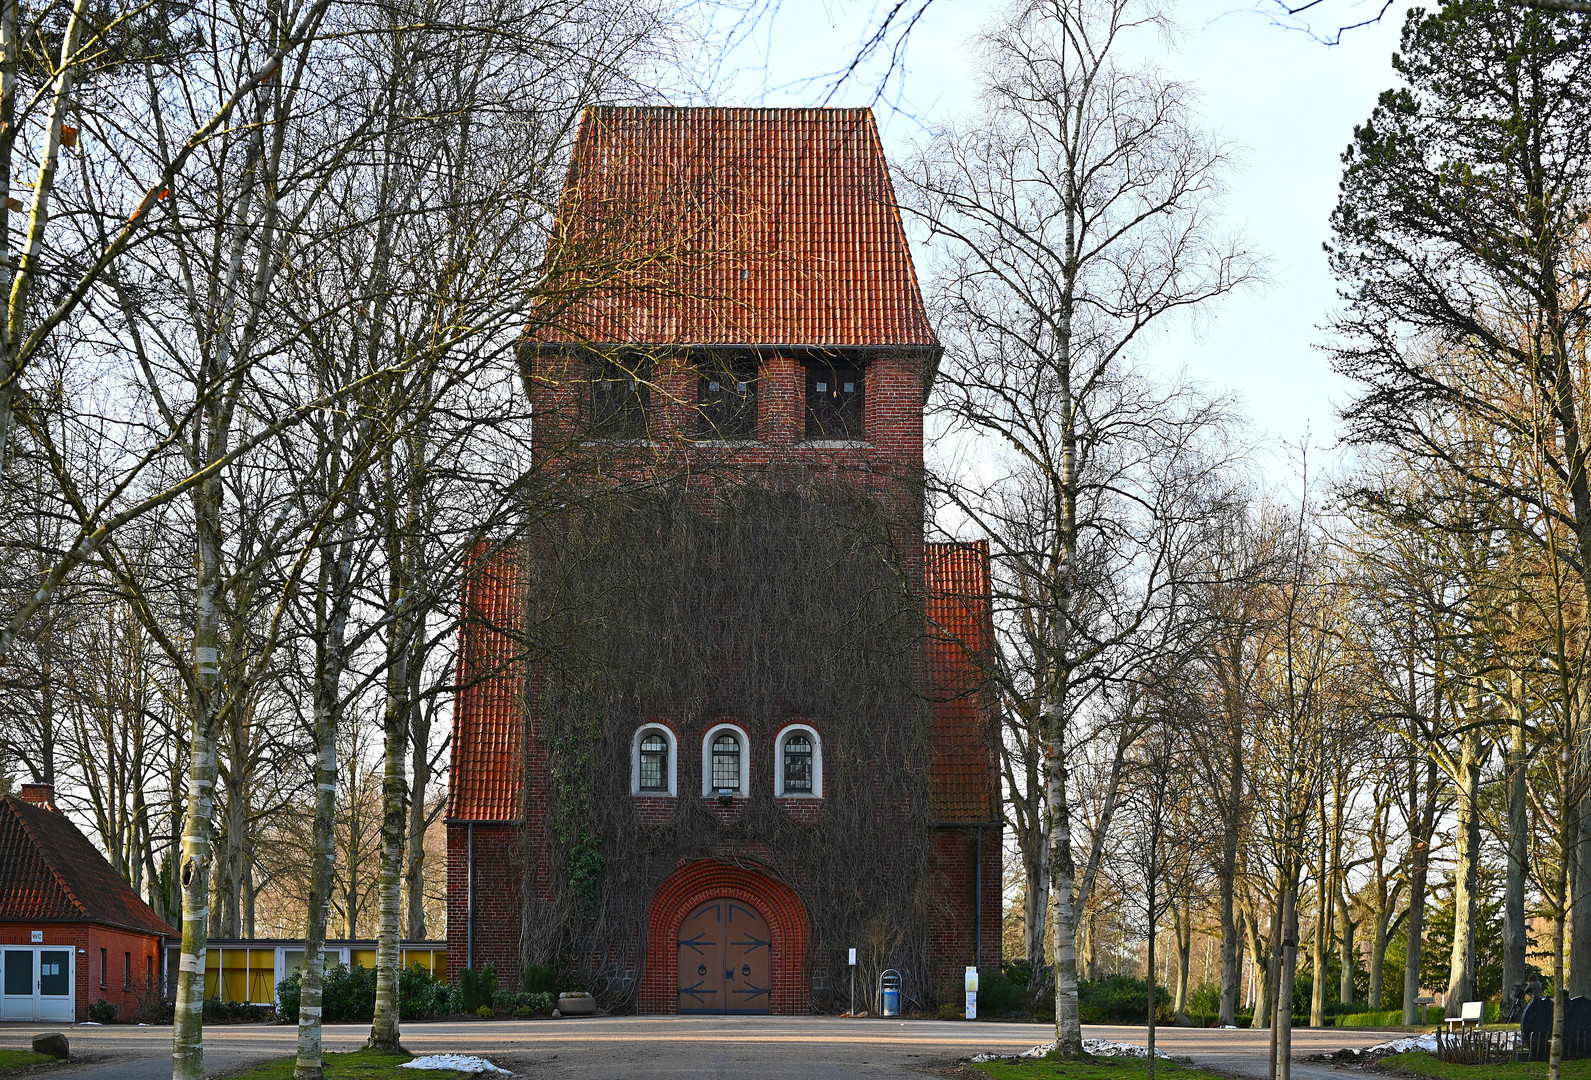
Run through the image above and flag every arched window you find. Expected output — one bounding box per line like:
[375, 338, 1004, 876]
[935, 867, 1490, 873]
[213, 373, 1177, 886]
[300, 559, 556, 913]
[782, 735, 813, 793]
[774, 724, 823, 798]
[631, 725, 677, 796]
[701, 723, 749, 796]
[712, 735, 740, 789]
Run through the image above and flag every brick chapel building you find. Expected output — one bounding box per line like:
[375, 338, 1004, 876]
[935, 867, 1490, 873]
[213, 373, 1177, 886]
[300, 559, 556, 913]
[445, 107, 1000, 1014]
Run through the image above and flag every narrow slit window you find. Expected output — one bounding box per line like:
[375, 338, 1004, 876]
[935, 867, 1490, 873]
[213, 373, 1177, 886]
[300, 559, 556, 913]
[805, 363, 865, 439]
[783, 735, 813, 793]
[712, 734, 741, 790]
[639, 733, 668, 792]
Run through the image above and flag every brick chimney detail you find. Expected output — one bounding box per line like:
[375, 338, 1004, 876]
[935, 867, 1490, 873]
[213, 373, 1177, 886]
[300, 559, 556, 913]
[18, 784, 57, 811]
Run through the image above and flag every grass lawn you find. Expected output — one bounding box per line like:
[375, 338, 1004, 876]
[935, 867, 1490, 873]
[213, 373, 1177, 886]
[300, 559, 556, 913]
[971, 1057, 1193, 1080]
[1377, 1052, 1591, 1078]
[221, 1050, 471, 1080]
[0, 1049, 62, 1072]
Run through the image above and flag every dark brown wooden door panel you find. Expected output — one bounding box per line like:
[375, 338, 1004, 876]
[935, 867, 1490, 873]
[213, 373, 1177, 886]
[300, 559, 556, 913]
[677, 898, 770, 1014]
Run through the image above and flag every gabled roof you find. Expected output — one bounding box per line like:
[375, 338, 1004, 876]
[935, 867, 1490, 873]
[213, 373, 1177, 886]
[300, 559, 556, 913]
[0, 796, 175, 937]
[447, 543, 526, 822]
[925, 541, 999, 824]
[535, 106, 937, 350]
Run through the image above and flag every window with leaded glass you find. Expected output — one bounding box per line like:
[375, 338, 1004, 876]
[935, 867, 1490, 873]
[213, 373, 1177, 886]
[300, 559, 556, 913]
[711, 734, 741, 790]
[782, 734, 813, 794]
[639, 733, 668, 792]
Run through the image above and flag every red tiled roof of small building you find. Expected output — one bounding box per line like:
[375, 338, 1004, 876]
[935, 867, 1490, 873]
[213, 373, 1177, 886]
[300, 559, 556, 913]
[447, 542, 527, 821]
[534, 106, 937, 349]
[924, 540, 998, 824]
[0, 794, 176, 936]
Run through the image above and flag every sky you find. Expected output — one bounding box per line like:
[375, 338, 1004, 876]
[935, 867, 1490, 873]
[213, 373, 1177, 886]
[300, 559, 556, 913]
[704, 0, 1417, 480]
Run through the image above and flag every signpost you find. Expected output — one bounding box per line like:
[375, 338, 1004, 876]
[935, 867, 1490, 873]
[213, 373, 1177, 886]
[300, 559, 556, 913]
[849, 948, 857, 1016]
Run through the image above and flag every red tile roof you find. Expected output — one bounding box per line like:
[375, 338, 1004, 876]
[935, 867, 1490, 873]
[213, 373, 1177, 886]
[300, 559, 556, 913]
[448, 543, 526, 821]
[535, 107, 937, 349]
[0, 795, 175, 936]
[925, 541, 999, 824]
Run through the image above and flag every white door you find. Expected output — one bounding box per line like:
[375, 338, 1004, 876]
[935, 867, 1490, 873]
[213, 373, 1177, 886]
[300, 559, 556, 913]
[2, 950, 34, 1020]
[37, 950, 72, 1021]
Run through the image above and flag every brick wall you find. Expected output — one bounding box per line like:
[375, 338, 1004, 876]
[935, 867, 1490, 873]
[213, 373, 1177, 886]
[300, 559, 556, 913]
[0, 922, 162, 1021]
[925, 824, 1004, 998]
[444, 823, 527, 985]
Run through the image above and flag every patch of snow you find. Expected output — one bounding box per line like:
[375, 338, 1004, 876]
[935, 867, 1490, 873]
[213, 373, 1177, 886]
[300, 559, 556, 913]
[970, 1039, 1169, 1063]
[1366, 1034, 1439, 1054]
[78, 1021, 101, 1026]
[400, 1054, 511, 1075]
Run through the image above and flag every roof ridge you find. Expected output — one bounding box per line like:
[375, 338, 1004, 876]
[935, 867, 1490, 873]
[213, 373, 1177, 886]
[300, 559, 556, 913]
[4, 797, 92, 922]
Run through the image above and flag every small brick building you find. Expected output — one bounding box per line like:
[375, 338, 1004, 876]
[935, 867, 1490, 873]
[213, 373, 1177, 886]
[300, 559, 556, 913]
[0, 785, 173, 1021]
[446, 107, 1000, 1014]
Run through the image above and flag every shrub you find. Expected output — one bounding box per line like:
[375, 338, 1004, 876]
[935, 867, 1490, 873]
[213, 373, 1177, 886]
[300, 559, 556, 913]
[399, 964, 449, 1020]
[277, 971, 301, 1024]
[522, 964, 558, 995]
[460, 964, 497, 1014]
[86, 998, 118, 1023]
[976, 968, 1027, 1016]
[202, 997, 272, 1023]
[1187, 980, 1222, 1021]
[1077, 974, 1174, 1025]
[322, 961, 377, 1023]
[476, 1005, 494, 1019]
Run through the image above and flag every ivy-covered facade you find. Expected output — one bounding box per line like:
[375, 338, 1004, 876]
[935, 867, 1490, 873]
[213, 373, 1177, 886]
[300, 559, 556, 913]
[444, 107, 1000, 1013]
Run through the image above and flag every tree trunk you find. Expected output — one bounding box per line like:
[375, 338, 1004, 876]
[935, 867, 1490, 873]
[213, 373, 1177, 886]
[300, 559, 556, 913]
[1025, 824, 1051, 986]
[1271, 880, 1299, 1080]
[1338, 898, 1355, 1007]
[404, 682, 431, 941]
[369, 562, 413, 1050]
[172, 468, 225, 1080]
[1310, 827, 1327, 1027]
[1368, 906, 1391, 1010]
[1403, 761, 1435, 1026]
[1571, 800, 1591, 998]
[1446, 732, 1481, 1013]
[1218, 717, 1243, 1026]
[1049, 750, 1085, 1056]
[295, 544, 350, 1080]
[1147, 878, 1158, 1080]
[1505, 680, 1529, 1000]
[1173, 901, 1192, 1016]
[1246, 903, 1272, 1029]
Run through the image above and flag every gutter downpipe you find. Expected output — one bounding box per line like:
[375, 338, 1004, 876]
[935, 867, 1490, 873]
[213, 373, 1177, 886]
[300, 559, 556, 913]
[975, 825, 983, 972]
[467, 823, 476, 970]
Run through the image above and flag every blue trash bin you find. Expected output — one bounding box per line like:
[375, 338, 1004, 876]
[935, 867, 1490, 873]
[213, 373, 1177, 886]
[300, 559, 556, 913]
[880, 969, 902, 1017]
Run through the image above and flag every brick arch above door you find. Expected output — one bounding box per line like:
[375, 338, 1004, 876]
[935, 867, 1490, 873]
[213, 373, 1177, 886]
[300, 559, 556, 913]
[642, 860, 809, 1015]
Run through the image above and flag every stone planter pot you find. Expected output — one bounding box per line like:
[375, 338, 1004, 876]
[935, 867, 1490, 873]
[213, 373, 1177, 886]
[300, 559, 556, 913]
[556, 992, 597, 1016]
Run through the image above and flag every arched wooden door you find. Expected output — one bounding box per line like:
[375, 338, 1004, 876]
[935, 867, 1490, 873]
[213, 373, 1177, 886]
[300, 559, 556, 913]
[675, 897, 771, 1014]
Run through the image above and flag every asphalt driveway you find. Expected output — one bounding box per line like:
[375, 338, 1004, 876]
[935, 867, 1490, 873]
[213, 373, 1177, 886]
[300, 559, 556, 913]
[0, 1016, 1406, 1079]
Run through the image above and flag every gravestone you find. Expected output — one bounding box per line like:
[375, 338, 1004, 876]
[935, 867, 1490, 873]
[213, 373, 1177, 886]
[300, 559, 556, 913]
[1521, 994, 1553, 1061]
[1566, 995, 1591, 1059]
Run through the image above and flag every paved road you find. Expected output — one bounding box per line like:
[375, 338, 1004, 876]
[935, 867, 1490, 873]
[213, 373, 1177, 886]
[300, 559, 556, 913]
[0, 1017, 1405, 1079]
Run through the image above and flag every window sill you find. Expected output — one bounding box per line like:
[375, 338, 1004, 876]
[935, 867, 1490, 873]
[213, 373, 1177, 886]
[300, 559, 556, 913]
[776, 792, 822, 800]
[692, 439, 764, 448]
[800, 439, 869, 449]
[633, 790, 676, 798]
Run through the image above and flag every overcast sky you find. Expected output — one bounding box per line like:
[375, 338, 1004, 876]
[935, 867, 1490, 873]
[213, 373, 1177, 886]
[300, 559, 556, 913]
[705, 0, 1415, 482]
